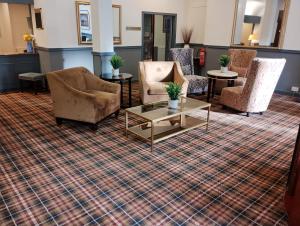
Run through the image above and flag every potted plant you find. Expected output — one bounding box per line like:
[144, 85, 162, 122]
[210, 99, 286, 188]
[166, 82, 182, 109]
[110, 55, 124, 76]
[23, 33, 34, 53]
[219, 54, 230, 73]
[182, 28, 193, 48]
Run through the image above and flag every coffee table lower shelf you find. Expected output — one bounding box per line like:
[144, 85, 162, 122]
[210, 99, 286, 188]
[126, 115, 208, 151]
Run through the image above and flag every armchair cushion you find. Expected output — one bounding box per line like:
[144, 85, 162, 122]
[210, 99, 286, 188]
[148, 82, 168, 95]
[181, 65, 192, 75]
[229, 65, 248, 77]
[143, 62, 174, 82]
[85, 90, 119, 109]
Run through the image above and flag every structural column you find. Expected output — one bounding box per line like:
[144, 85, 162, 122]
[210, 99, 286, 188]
[91, 0, 114, 77]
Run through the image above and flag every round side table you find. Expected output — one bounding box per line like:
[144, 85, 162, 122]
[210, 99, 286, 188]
[101, 73, 133, 108]
[206, 70, 238, 102]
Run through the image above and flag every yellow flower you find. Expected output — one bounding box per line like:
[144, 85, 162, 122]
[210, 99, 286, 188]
[23, 34, 34, 42]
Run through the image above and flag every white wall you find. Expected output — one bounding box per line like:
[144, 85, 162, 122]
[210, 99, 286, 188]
[33, 0, 79, 48]
[0, 3, 15, 53]
[32, 0, 300, 50]
[203, 0, 236, 46]
[185, 0, 207, 44]
[9, 4, 32, 52]
[283, 0, 300, 50]
[33, 0, 188, 48]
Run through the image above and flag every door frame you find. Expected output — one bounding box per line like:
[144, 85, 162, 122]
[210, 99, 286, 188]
[141, 11, 177, 61]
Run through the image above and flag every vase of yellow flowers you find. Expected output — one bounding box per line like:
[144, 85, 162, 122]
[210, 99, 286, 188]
[23, 34, 34, 53]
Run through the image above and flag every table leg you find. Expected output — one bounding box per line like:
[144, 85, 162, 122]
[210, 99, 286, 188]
[120, 80, 124, 107]
[151, 121, 154, 152]
[125, 111, 128, 137]
[207, 78, 212, 102]
[19, 80, 23, 92]
[34, 81, 38, 95]
[212, 79, 216, 98]
[206, 106, 211, 132]
[129, 78, 132, 107]
[228, 80, 235, 87]
[227, 80, 231, 87]
[45, 77, 49, 91]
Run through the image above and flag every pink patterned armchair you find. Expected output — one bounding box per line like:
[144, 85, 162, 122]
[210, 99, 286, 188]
[215, 49, 257, 93]
[220, 58, 286, 116]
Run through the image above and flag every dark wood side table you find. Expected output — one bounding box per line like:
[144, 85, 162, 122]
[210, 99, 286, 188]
[101, 73, 133, 108]
[206, 70, 238, 102]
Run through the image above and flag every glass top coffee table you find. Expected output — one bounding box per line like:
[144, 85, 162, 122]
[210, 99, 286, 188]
[125, 97, 211, 151]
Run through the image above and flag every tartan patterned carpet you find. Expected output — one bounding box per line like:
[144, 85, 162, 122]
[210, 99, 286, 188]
[1, 86, 300, 225]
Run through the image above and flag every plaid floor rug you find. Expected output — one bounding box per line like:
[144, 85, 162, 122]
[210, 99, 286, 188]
[0, 87, 300, 225]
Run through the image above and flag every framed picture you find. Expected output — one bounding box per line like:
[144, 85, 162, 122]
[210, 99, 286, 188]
[113, 5, 122, 44]
[76, 1, 92, 45]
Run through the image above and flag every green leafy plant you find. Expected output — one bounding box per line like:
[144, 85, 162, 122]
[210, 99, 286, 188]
[219, 55, 230, 67]
[166, 82, 182, 100]
[110, 55, 124, 69]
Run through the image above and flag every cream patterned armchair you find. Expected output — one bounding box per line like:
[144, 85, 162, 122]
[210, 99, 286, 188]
[215, 49, 257, 93]
[139, 61, 188, 104]
[47, 67, 120, 129]
[220, 58, 286, 116]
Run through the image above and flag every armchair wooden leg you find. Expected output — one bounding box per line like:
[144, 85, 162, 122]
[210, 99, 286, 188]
[260, 112, 263, 115]
[56, 117, 63, 126]
[246, 112, 250, 117]
[115, 110, 120, 119]
[90, 123, 98, 131]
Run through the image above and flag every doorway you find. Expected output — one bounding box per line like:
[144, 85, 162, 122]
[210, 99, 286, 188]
[142, 12, 176, 61]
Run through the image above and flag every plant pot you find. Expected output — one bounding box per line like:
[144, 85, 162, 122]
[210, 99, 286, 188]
[113, 68, 119, 77]
[168, 99, 179, 109]
[221, 66, 228, 73]
[26, 41, 33, 53]
[184, 44, 190, 49]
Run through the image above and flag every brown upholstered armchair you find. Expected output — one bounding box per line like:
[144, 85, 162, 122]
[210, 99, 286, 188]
[139, 61, 189, 104]
[215, 49, 257, 93]
[47, 67, 120, 129]
[220, 58, 286, 116]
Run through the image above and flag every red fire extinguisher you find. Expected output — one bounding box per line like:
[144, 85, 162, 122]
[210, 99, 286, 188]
[199, 48, 206, 66]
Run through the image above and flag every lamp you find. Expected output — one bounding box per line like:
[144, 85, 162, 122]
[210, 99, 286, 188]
[248, 34, 257, 46]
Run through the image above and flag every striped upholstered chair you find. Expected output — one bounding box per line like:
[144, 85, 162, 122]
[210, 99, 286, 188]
[170, 48, 208, 94]
[220, 58, 286, 117]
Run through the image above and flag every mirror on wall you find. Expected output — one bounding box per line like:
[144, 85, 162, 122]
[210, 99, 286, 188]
[75, 2, 122, 45]
[231, 0, 290, 48]
[76, 1, 92, 45]
[113, 4, 121, 44]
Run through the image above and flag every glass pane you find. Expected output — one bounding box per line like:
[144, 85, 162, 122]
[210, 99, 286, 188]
[126, 98, 210, 121]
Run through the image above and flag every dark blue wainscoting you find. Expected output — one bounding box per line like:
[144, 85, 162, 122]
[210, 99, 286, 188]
[0, 54, 40, 92]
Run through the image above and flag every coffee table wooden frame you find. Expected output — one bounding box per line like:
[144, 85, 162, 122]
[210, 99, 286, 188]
[125, 98, 211, 151]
